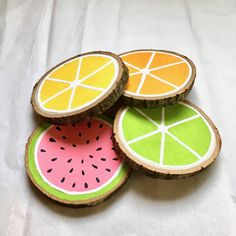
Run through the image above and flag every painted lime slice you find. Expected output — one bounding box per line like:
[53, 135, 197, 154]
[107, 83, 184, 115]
[26, 116, 130, 206]
[114, 101, 221, 177]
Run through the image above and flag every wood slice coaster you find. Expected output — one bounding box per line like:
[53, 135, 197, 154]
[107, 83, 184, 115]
[31, 51, 128, 124]
[25, 116, 130, 207]
[113, 100, 221, 179]
[120, 49, 196, 107]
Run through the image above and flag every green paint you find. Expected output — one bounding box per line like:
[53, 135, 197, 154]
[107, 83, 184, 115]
[168, 117, 211, 156]
[139, 108, 162, 125]
[121, 103, 214, 168]
[122, 108, 157, 142]
[27, 119, 129, 202]
[129, 133, 162, 163]
[165, 103, 197, 126]
[164, 134, 199, 165]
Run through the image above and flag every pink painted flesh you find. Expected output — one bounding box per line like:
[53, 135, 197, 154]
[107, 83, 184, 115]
[37, 118, 122, 192]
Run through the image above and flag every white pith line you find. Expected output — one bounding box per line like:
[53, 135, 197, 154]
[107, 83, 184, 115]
[159, 107, 165, 165]
[167, 131, 201, 159]
[78, 83, 105, 91]
[136, 52, 156, 94]
[67, 58, 82, 109]
[129, 71, 142, 76]
[123, 61, 142, 72]
[42, 87, 71, 105]
[167, 115, 200, 129]
[79, 61, 113, 83]
[134, 108, 159, 127]
[148, 61, 184, 72]
[74, 57, 82, 81]
[147, 73, 178, 89]
[46, 78, 70, 84]
[127, 130, 161, 145]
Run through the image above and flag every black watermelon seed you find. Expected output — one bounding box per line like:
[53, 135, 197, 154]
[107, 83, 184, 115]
[111, 147, 115, 150]
[87, 122, 91, 128]
[49, 138, 56, 142]
[47, 168, 52, 173]
[72, 124, 76, 127]
[92, 164, 98, 169]
[96, 177, 100, 183]
[96, 147, 102, 151]
[99, 123, 103, 128]
[62, 136, 66, 139]
[81, 159, 84, 164]
[110, 135, 113, 140]
[82, 170, 85, 175]
[72, 183, 76, 188]
[72, 144, 77, 147]
[113, 158, 119, 161]
[78, 133, 82, 137]
[67, 158, 72, 163]
[61, 177, 65, 183]
[40, 149, 46, 152]
[69, 168, 74, 173]
[84, 182, 88, 188]
[101, 158, 106, 161]
[105, 168, 111, 172]
[89, 155, 93, 158]
[86, 140, 90, 144]
[96, 136, 99, 141]
[56, 126, 61, 131]
[51, 158, 57, 161]
[60, 147, 65, 150]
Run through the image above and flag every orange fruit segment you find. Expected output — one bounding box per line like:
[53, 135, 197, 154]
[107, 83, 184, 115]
[121, 50, 193, 97]
[37, 53, 118, 113]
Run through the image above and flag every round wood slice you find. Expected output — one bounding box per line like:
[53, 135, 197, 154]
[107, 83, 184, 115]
[120, 49, 196, 107]
[25, 116, 130, 207]
[31, 51, 128, 124]
[113, 100, 221, 179]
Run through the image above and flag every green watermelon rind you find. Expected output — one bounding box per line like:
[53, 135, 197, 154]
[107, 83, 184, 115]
[27, 121, 129, 203]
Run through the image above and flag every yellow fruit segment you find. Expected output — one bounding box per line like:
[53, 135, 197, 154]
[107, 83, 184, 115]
[81, 63, 115, 89]
[121, 51, 192, 96]
[71, 86, 102, 109]
[140, 75, 174, 94]
[38, 54, 117, 112]
[44, 88, 72, 110]
[49, 59, 80, 82]
[40, 80, 70, 102]
[78, 56, 111, 80]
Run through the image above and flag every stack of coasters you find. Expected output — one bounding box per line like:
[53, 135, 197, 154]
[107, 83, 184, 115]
[26, 49, 221, 207]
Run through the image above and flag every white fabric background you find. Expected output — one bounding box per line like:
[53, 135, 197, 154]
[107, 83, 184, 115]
[1, 0, 236, 235]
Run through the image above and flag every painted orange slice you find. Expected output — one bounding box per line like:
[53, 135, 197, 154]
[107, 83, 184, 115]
[120, 50, 196, 101]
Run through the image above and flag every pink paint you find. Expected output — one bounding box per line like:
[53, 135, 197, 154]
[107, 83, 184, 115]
[37, 118, 122, 192]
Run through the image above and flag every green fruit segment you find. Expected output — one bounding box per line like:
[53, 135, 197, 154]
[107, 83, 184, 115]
[122, 108, 157, 142]
[164, 134, 199, 166]
[139, 108, 162, 125]
[168, 117, 211, 156]
[164, 103, 197, 126]
[129, 133, 162, 163]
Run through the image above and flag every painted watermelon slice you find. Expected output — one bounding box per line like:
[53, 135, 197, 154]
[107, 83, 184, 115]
[26, 116, 130, 207]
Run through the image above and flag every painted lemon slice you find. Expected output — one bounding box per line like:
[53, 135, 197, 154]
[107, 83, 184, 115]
[114, 101, 221, 178]
[25, 116, 130, 207]
[120, 50, 196, 107]
[31, 51, 128, 124]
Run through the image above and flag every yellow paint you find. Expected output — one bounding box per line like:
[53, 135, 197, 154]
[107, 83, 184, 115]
[38, 54, 116, 111]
